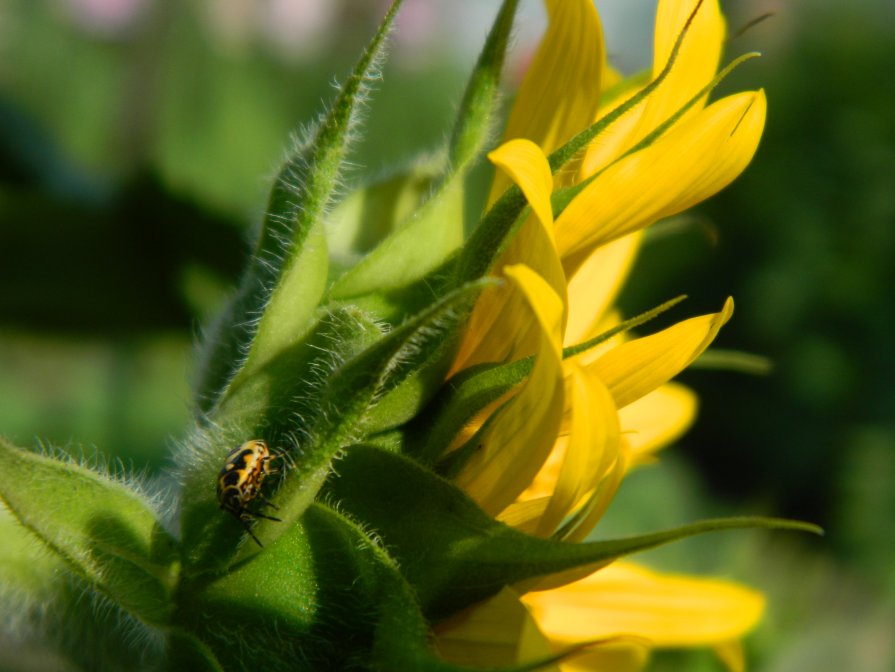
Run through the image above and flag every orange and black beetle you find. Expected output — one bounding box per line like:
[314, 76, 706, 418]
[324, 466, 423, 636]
[217, 439, 281, 546]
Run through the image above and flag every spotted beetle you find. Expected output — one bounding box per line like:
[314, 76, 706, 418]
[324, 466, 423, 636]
[217, 439, 281, 546]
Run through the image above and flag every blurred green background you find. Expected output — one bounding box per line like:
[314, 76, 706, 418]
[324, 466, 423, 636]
[1, 0, 892, 670]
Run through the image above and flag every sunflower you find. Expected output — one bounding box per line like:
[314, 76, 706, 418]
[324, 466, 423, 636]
[437, 0, 767, 668]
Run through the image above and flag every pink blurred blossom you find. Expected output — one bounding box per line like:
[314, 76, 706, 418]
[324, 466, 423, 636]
[63, 0, 148, 35]
[259, 0, 337, 58]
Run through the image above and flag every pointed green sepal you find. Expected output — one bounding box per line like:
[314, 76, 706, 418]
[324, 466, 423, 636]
[325, 446, 821, 619]
[545, 0, 708, 175]
[164, 632, 226, 672]
[0, 505, 68, 602]
[448, 0, 520, 168]
[327, 170, 468, 319]
[0, 438, 179, 625]
[175, 281, 491, 573]
[328, 0, 518, 316]
[404, 359, 528, 466]
[194, 0, 405, 412]
[372, 554, 608, 672]
[692, 348, 774, 375]
[361, 277, 500, 434]
[454, 183, 528, 287]
[561, 295, 687, 359]
[327, 161, 441, 270]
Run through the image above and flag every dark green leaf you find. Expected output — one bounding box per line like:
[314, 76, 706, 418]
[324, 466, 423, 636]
[180, 502, 413, 671]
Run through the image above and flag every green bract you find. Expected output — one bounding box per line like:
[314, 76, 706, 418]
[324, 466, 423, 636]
[0, 2, 819, 670]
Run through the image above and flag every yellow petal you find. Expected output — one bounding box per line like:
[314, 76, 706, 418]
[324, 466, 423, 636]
[498, 496, 552, 535]
[580, 0, 724, 179]
[492, 0, 604, 199]
[487, 140, 567, 352]
[579, 75, 648, 180]
[435, 589, 649, 672]
[635, 0, 725, 138]
[714, 640, 746, 672]
[600, 65, 623, 93]
[434, 587, 559, 669]
[654, 0, 724, 82]
[566, 308, 626, 370]
[556, 91, 767, 268]
[648, 91, 766, 220]
[560, 643, 649, 672]
[590, 298, 733, 410]
[511, 434, 570, 504]
[564, 232, 642, 346]
[489, 139, 555, 231]
[452, 141, 566, 371]
[532, 364, 620, 537]
[619, 382, 698, 463]
[556, 443, 628, 544]
[455, 265, 565, 516]
[502, 364, 622, 539]
[522, 561, 765, 647]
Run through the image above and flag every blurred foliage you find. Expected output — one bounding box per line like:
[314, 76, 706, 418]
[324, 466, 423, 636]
[1, 0, 893, 670]
[0, 0, 468, 461]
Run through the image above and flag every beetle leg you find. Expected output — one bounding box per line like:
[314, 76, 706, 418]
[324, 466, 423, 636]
[256, 493, 280, 510]
[238, 516, 264, 547]
[249, 510, 282, 522]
